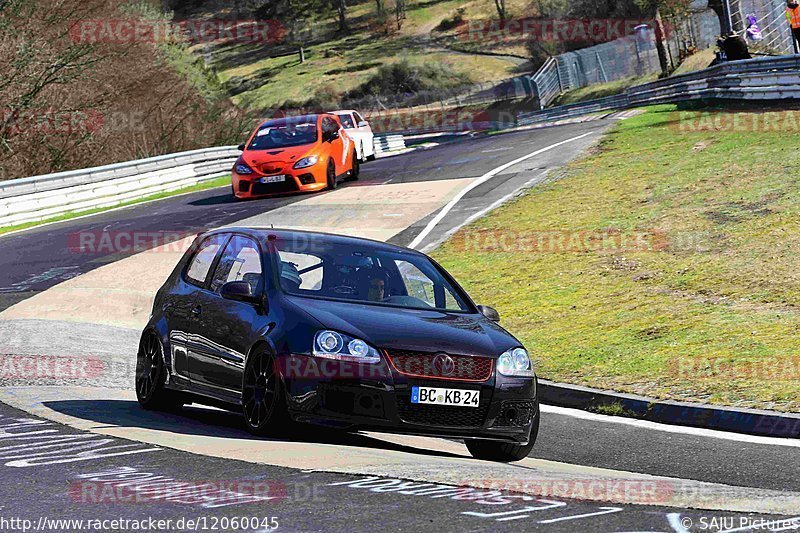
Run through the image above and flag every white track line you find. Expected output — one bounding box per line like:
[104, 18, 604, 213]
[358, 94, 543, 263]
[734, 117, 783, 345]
[542, 404, 800, 448]
[407, 131, 595, 249]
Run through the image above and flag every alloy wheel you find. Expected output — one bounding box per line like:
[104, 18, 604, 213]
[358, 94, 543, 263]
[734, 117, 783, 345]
[136, 334, 161, 401]
[327, 162, 337, 190]
[243, 352, 278, 429]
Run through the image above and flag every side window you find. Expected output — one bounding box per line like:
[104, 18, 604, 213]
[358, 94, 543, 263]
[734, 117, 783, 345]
[353, 112, 365, 125]
[276, 251, 323, 291]
[394, 260, 464, 310]
[338, 114, 355, 129]
[395, 261, 436, 306]
[210, 236, 263, 294]
[322, 117, 338, 135]
[185, 235, 226, 286]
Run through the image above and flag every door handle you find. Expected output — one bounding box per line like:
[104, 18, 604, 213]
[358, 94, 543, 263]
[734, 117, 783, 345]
[191, 305, 202, 317]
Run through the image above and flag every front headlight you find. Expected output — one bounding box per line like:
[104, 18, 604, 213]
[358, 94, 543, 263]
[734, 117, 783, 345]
[235, 162, 253, 175]
[294, 156, 319, 169]
[497, 347, 533, 377]
[313, 330, 380, 363]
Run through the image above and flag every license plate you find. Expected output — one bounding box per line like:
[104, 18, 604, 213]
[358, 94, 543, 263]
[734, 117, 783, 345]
[411, 386, 480, 408]
[260, 175, 286, 183]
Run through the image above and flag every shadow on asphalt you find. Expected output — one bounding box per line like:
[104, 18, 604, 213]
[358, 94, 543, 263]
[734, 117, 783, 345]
[189, 193, 240, 206]
[43, 399, 466, 460]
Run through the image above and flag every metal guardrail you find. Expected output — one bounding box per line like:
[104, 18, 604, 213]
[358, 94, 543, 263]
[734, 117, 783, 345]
[532, 57, 563, 109]
[0, 147, 240, 228]
[0, 135, 412, 229]
[518, 55, 800, 126]
[373, 134, 407, 157]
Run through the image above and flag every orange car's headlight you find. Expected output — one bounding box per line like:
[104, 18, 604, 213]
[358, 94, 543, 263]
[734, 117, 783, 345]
[293, 156, 319, 169]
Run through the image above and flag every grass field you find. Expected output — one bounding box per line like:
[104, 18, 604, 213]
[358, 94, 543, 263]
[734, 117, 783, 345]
[434, 104, 800, 412]
[202, 0, 534, 110]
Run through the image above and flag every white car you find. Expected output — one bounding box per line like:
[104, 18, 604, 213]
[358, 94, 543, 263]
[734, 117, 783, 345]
[330, 110, 375, 162]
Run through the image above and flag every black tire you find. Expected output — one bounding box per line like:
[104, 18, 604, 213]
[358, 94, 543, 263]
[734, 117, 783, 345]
[242, 349, 290, 436]
[465, 414, 539, 462]
[135, 332, 183, 411]
[326, 160, 337, 190]
[349, 150, 360, 180]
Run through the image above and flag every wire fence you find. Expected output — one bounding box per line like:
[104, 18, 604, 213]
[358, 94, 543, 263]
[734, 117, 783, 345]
[739, 0, 795, 53]
[341, 0, 796, 120]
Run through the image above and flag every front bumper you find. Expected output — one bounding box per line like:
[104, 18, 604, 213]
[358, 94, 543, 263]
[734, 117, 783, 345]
[232, 167, 327, 198]
[281, 354, 538, 444]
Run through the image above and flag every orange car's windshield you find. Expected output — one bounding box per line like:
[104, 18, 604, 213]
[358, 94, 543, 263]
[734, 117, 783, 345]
[248, 120, 318, 150]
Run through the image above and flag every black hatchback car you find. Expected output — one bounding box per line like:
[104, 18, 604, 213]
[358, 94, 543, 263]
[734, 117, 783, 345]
[136, 228, 539, 461]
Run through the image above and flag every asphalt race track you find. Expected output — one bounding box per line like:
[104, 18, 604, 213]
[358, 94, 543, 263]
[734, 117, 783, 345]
[1, 120, 799, 531]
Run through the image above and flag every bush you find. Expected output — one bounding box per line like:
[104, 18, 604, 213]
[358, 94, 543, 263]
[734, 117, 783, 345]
[434, 8, 466, 32]
[346, 60, 472, 100]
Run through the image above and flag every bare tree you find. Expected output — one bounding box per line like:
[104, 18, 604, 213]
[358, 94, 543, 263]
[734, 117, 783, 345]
[493, 0, 507, 20]
[396, 0, 406, 29]
[334, 0, 348, 31]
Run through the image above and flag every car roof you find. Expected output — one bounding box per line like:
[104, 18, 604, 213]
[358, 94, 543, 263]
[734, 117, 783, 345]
[200, 227, 424, 256]
[329, 110, 358, 115]
[258, 113, 339, 129]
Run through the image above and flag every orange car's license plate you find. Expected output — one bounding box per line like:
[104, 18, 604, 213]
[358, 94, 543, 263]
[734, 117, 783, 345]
[260, 175, 286, 183]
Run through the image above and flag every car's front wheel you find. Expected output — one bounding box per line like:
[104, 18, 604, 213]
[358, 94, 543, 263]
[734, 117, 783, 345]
[135, 332, 183, 411]
[349, 150, 359, 180]
[465, 415, 539, 462]
[326, 160, 337, 190]
[242, 349, 290, 436]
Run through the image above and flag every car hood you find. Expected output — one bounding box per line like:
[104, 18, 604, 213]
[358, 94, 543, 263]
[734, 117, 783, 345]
[285, 295, 519, 358]
[242, 144, 313, 166]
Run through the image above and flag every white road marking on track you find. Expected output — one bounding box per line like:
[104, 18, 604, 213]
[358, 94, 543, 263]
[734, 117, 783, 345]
[407, 131, 595, 249]
[420, 170, 548, 253]
[541, 404, 800, 448]
[667, 512, 690, 533]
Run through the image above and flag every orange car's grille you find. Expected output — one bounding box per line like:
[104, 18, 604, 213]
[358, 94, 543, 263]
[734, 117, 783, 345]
[386, 350, 494, 382]
[259, 164, 285, 174]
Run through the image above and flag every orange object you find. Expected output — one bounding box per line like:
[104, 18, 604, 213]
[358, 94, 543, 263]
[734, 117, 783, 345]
[787, 5, 800, 28]
[232, 113, 358, 199]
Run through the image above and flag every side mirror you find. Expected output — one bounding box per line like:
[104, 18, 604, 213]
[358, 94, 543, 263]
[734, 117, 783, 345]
[477, 305, 500, 322]
[357, 120, 369, 128]
[237, 143, 246, 151]
[220, 281, 260, 305]
[323, 130, 340, 143]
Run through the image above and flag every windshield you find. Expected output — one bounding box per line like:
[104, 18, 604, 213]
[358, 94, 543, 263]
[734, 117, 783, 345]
[248, 118, 318, 150]
[272, 238, 472, 312]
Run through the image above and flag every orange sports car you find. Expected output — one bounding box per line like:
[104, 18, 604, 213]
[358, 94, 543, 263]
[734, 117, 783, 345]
[232, 114, 359, 199]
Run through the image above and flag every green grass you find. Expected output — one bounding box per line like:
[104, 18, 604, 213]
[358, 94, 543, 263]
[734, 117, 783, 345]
[0, 176, 230, 236]
[204, 0, 526, 110]
[553, 75, 660, 106]
[434, 104, 800, 412]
